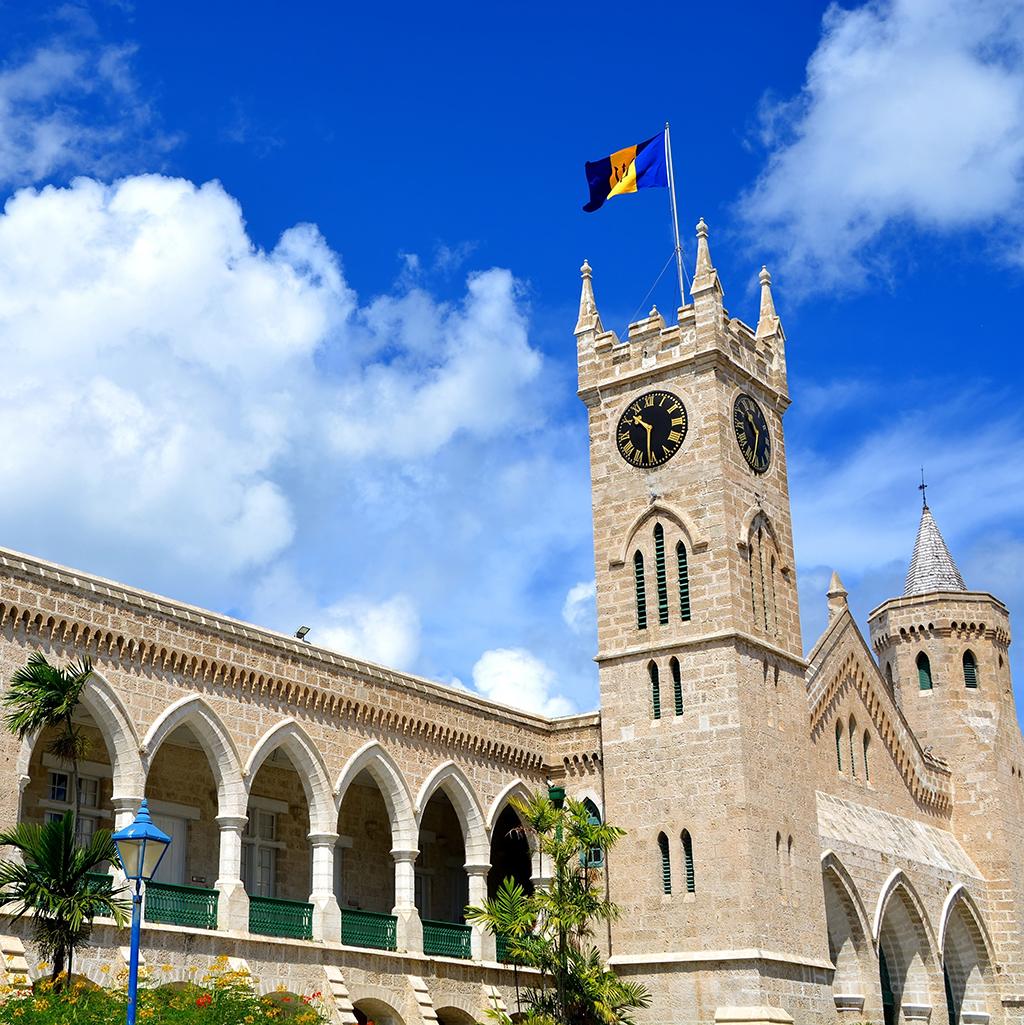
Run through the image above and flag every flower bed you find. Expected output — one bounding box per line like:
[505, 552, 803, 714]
[0, 957, 329, 1024]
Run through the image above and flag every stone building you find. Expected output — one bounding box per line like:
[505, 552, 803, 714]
[1, 221, 1022, 1025]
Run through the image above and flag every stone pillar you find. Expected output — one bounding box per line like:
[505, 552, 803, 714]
[531, 848, 552, 891]
[392, 848, 422, 953]
[110, 795, 143, 886]
[308, 831, 342, 942]
[466, 863, 495, 960]
[214, 814, 250, 932]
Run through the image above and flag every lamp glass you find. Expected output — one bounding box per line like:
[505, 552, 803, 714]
[142, 836, 169, 881]
[115, 837, 143, 880]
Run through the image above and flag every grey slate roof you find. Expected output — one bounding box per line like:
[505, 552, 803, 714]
[904, 505, 967, 596]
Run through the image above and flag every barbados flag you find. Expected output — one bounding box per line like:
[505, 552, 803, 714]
[582, 130, 669, 212]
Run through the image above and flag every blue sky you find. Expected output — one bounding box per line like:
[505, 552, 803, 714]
[1, 0, 1023, 717]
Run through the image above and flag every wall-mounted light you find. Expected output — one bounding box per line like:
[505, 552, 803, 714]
[295, 626, 310, 641]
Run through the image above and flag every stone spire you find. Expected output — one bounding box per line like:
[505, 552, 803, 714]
[904, 503, 967, 596]
[755, 265, 781, 339]
[826, 571, 849, 620]
[574, 259, 603, 336]
[690, 219, 723, 336]
[691, 218, 722, 294]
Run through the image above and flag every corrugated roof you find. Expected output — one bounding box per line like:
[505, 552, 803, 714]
[904, 505, 966, 596]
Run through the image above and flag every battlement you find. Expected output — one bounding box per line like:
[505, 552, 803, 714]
[576, 221, 788, 404]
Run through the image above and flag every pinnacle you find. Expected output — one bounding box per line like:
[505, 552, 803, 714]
[574, 257, 602, 336]
[756, 264, 781, 339]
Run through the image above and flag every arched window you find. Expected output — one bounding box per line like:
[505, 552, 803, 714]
[848, 715, 857, 777]
[658, 832, 671, 894]
[917, 651, 933, 691]
[963, 650, 978, 689]
[757, 526, 769, 632]
[885, 662, 894, 689]
[787, 835, 794, 866]
[862, 732, 870, 782]
[681, 830, 695, 893]
[633, 551, 647, 630]
[653, 524, 669, 625]
[835, 720, 843, 771]
[649, 662, 661, 720]
[676, 541, 691, 621]
[671, 657, 683, 716]
[582, 799, 603, 868]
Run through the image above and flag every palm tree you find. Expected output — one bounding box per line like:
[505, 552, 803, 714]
[2, 652, 94, 832]
[0, 811, 128, 987]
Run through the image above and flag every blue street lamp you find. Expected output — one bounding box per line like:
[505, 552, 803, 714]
[112, 799, 171, 1025]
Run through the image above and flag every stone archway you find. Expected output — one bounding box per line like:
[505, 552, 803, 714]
[940, 887, 997, 1025]
[821, 854, 874, 1018]
[353, 997, 406, 1025]
[875, 873, 939, 1024]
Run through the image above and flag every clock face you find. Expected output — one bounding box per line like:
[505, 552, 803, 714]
[615, 390, 688, 468]
[733, 393, 771, 474]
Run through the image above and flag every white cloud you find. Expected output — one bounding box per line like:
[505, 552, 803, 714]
[0, 39, 174, 187]
[316, 594, 421, 670]
[739, 0, 1024, 290]
[562, 580, 596, 633]
[471, 648, 576, 717]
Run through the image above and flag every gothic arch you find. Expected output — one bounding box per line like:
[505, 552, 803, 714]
[940, 885, 998, 1025]
[485, 778, 533, 834]
[613, 501, 707, 567]
[77, 668, 145, 799]
[737, 505, 789, 570]
[244, 718, 335, 835]
[333, 740, 417, 851]
[415, 761, 489, 865]
[821, 852, 875, 1014]
[874, 870, 939, 1016]
[873, 869, 936, 949]
[141, 695, 246, 819]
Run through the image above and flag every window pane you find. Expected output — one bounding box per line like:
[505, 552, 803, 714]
[78, 777, 99, 809]
[48, 772, 69, 803]
[258, 811, 276, 841]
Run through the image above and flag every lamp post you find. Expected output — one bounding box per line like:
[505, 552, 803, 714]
[112, 799, 171, 1025]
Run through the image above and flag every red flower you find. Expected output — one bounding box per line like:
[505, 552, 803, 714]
[195, 994, 212, 1008]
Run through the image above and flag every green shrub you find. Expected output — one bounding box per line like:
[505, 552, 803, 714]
[0, 958, 329, 1024]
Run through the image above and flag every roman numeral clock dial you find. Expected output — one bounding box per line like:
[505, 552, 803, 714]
[733, 393, 772, 474]
[615, 390, 688, 468]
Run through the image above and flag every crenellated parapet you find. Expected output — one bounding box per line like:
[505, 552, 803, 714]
[576, 220, 788, 407]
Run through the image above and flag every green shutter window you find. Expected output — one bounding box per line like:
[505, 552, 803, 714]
[671, 657, 683, 716]
[677, 541, 691, 621]
[681, 830, 695, 893]
[863, 733, 870, 782]
[654, 524, 669, 625]
[634, 551, 647, 630]
[658, 832, 671, 894]
[849, 716, 857, 777]
[835, 721, 843, 771]
[963, 650, 978, 689]
[885, 662, 894, 689]
[650, 662, 661, 720]
[582, 799, 603, 868]
[917, 652, 933, 691]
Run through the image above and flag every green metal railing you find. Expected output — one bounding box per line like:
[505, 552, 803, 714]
[341, 909, 397, 951]
[496, 932, 513, 963]
[83, 872, 114, 894]
[145, 881, 218, 930]
[422, 919, 471, 959]
[248, 895, 313, 940]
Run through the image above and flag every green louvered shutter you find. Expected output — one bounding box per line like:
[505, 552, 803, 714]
[863, 734, 870, 782]
[671, 658, 683, 716]
[633, 551, 647, 630]
[917, 652, 933, 691]
[963, 651, 978, 688]
[658, 833, 671, 894]
[650, 662, 661, 720]
[835, 722, 842, 771]
[681, 831, 695, 893]
[677, 542, 691, 621]
[654, 524, 669, 625]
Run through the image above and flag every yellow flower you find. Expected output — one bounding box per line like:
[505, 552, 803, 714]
[100, 965, 111, 974]
[36, 963, 48, 971]
[12, 1007, 24, 1017]
[161, 964, 173, 973]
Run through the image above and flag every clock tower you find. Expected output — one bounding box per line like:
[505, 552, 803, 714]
[577, 222, 832, 1024]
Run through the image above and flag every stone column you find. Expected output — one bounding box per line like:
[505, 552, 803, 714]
[392, 848, 422, 953]
[308, 831, 342, 941]
[110, 795, 143, 886]
[531, 848, 553, 892]
[214, 814, 250, 932]
[466, 863, 495, 961]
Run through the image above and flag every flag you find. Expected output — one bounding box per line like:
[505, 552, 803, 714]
[582, 131, 669, 213]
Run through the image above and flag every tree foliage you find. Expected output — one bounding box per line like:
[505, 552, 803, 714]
[466, 791, 651, 1025]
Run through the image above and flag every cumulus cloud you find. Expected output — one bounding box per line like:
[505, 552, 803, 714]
[562, 580, 596, 633]
[316, 594, 421, 670]
[471, 648, 576, 718]
[738, 0, 1024, 290]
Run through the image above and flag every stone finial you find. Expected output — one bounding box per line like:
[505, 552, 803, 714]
[575, 259, 603, 336]
[695, 218, 713, 276]
[827, 570, 849, 620]
[756, 265, 782, 340]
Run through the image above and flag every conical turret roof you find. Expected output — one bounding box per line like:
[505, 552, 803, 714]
[903, 504, 966, 596]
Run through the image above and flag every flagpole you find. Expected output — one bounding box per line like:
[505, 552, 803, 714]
[664, 121, 685, 312]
